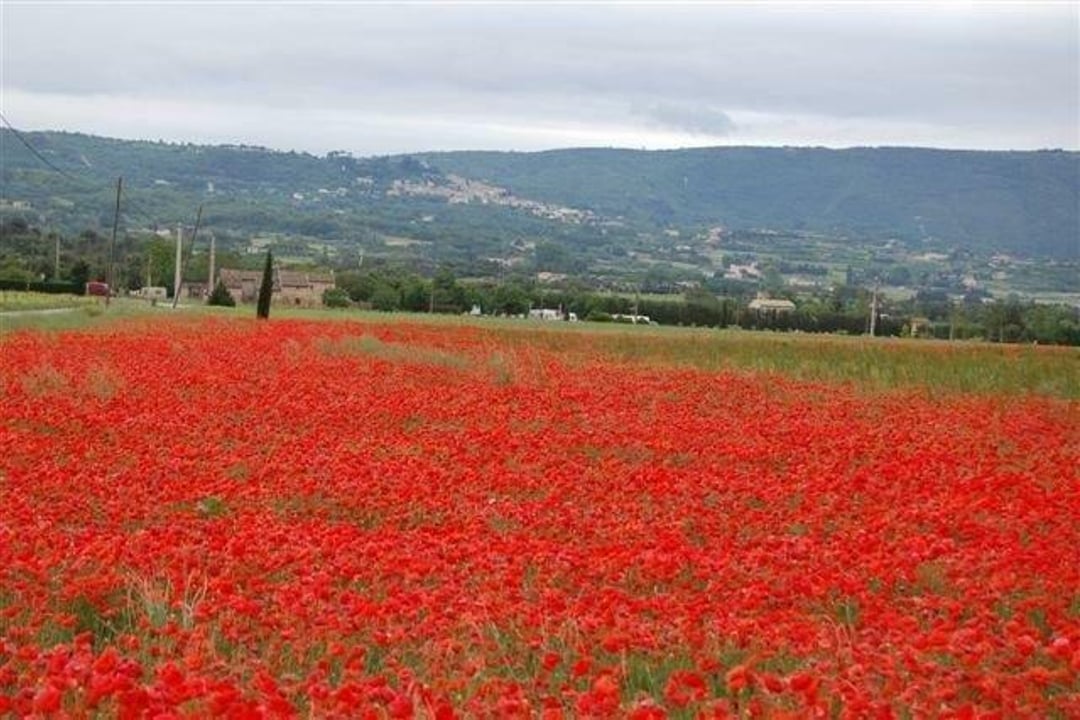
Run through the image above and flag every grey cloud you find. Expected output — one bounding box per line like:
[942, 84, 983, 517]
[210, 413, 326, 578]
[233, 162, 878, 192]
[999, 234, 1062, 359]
[2, 3, 1077, 152]
[634, 102, 737, 137]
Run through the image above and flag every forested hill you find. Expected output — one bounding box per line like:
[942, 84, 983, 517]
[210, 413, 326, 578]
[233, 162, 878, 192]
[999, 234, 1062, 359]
[2, 130, 1077, 259]
[420, 146, 1079, 259]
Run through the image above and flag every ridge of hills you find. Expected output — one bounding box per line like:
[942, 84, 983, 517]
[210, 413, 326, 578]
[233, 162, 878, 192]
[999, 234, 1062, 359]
[419, 145, 1079, 260]
[1, 130, 1077, 272]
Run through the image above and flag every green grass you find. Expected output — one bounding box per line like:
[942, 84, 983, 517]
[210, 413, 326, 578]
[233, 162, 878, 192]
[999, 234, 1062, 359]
[0, 290, 99, 312]
[314, 333, 472, 371]
[0, 296, 237, 333]
[4, 301, 1076, 399]
[481, 321, 1079, 399]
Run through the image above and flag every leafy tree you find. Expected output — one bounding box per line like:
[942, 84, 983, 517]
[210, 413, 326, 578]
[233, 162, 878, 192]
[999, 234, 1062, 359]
[400, 276, 430, 312]
[371, 284, 401, 311]
[208, 280, 236, 307]
[140, 238, 176, 289]
[682, 287, 722, 326]
[0, 258, 35, 282]
[337, 271, 380, 302]
[68, 259, 91, 292]
[256, 250, 273, 319]
[492, 282, 530, 315]
[432, 266, 467, 313]
[322, 287, 350, 308]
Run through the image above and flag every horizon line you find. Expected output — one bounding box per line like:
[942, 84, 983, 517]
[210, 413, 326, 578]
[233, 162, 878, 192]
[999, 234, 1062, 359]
[4, 126, 1077, 158]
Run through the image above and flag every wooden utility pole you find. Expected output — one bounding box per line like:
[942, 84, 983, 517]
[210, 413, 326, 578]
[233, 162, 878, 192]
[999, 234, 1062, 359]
[207, 231, 216, 293]
[173, 204, 203, 309]
[868, 279, 879, 337]
[107, 177, 122, 306]
[174, 223, 183, 304]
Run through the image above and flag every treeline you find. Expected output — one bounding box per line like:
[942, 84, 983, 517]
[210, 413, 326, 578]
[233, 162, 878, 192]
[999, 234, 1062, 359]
[335, 268, 1080, 345]
[0, 218, 260, 294]
[3, 218, 1076, 345]
[0, 278, 83, 294]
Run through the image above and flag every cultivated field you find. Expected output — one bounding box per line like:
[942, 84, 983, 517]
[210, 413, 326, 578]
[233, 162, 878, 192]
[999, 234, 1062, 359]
[1, 314, 1077, 717]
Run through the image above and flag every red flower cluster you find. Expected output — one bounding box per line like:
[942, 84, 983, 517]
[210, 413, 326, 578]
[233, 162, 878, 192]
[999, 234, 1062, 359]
[2, 318, 1077, 716]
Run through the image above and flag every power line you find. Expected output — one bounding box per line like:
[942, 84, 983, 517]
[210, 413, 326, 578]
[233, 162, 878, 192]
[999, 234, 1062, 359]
[2, 112, 175, 230]
[2, 114, 222, 298]
[0, 111, 84, 183]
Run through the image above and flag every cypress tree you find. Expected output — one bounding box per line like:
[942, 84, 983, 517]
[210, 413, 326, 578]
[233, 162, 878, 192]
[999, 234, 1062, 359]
[256, 250, 273, 319]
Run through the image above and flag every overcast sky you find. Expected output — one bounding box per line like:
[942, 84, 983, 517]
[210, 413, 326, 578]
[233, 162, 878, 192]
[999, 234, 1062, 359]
[2, 2, 1077, 155]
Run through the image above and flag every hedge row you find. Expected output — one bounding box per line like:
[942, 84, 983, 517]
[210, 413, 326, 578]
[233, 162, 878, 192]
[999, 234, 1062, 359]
[0, 280, 83, 295]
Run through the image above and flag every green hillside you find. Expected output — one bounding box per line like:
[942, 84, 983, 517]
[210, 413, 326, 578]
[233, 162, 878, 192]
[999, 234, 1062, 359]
[2, 130, 1077, 263]
[420, 146, 1079, 259]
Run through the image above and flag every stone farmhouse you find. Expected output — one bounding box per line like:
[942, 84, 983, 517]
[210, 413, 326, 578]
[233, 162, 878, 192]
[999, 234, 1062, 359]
[748, 296, 796, 315]
[747, 297, 799, 313]
[218, 267, 335, 307]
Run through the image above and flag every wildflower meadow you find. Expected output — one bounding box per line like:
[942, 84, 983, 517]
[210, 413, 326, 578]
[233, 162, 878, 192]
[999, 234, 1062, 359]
[2, 316, 1077, 717]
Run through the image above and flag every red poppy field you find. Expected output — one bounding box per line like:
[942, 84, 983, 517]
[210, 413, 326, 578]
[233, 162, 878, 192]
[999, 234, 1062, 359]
[2, 317, 1078, 718]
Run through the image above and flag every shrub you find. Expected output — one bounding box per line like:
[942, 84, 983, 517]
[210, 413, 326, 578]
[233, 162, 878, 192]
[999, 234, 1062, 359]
[207, 281, 236, 307]
[322, 288, 350, 308]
